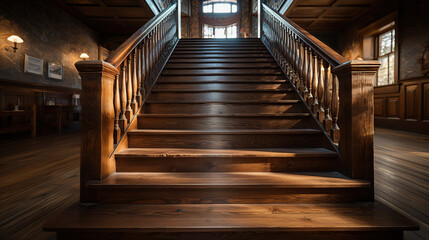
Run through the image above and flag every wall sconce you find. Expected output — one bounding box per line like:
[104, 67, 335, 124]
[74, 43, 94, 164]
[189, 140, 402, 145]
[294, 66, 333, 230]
[80, 53, 89, 60]
[7, 35, 24, 52]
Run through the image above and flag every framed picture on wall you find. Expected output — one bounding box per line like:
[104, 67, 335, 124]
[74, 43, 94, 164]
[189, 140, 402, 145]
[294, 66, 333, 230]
[48, 63, 63, 80]
[24, 54, 43, 75]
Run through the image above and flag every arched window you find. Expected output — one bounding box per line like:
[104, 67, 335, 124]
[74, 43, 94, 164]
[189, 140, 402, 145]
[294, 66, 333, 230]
[202, 0, 238, 13]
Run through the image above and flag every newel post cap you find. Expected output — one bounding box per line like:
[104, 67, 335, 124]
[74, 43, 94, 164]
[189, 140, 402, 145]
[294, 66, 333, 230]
[75, 60, 118, 76]
[332, 60, 380, 75]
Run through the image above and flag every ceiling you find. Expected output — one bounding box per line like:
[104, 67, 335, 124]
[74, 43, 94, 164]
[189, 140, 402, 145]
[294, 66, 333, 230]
[284, 0, 382, 31]
[53, 0, 156, 49]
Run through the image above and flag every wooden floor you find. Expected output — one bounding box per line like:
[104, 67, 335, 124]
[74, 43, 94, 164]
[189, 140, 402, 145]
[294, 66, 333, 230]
[374, 128, 429, 240]
[0, 133, 80, 240]
[0, 128, 427, 239]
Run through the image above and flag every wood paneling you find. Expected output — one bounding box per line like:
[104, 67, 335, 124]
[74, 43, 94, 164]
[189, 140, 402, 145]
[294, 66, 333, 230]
[374, 77, 429, 134]
[405, 84, 418, 120]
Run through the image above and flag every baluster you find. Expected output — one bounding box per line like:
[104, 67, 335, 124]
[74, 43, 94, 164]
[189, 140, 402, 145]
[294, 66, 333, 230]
[324, 63, 333, 134]
[136, 45, 142, 106]
[298, 41, 305, 94]
[141, 39, 147, 99]
[331, 74, 340, 143]
[307, 49, 313, 106]
[317, 58, 325, 123]
[131, 50, 138, 112]
[113, 74, 121, 144]
[311, 54, 319, 114]
[119, 64, 127, 131]
[126, 55, 133, 121]
[302, 45, 309, 100]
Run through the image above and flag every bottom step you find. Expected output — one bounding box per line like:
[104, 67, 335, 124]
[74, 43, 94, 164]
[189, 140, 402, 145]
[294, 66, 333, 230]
[44, 202, 418, 240]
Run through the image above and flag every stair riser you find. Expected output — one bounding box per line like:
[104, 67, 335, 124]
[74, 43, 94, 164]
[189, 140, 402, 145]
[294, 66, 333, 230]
[158, 75, 286, 82]
[173, 51, 269, 55]
[116, 156, 338, 172]
[174, 47, 267, 51]
[168, 58, 274, 63]
[162, 69, 282, 76]
[165, 63, 278, 69]
[148, 92, 297, 101]
[154, 83, 291, 90]
[94, 188, 368, 204]
[138, 117, 317, 129]
[128, 133, 325, 148]
[145, 103, 304, 114]
[57, 231, 404, 240]
[169, 54, 272, 58]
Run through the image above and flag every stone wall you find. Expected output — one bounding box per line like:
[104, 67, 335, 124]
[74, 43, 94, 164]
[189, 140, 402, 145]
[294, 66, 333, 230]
[0, 0, 99, 89]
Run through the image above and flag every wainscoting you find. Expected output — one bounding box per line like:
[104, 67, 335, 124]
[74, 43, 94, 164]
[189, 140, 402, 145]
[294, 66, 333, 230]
[374, 77, 429, 134]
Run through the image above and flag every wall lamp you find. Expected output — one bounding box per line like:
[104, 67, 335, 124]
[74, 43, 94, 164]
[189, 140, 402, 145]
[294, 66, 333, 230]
[80, 53, 89, 60]
[7, 35, 24, 52]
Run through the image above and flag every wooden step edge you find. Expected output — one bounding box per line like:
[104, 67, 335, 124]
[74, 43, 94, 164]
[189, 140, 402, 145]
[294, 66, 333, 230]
[43, 202, 420, 233]
[156, 80, 288, 83]
[115, 147, 338, 158]
[169, 55, 272, 59]
[137, 113, 310, 118]
[161, 73, 284, 76]
[128, 129, 322, 135]
[86, 172, 371, 189]
[145, 100, 300, 104]
[164, 66, 279, 70]
[151, 89, 294, 93]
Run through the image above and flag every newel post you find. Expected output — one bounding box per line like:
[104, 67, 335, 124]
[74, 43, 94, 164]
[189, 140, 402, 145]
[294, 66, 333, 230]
[333, 60, 380, 199]
[75, 61, 118, 203]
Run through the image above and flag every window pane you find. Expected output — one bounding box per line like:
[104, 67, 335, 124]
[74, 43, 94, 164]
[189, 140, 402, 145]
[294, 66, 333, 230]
[203, 25, 214, 38]
[214, 3, 231, 13]
[392, 29, 395, 50]
[378, 56, 389, 86]
[388, 53, 395, 84]
[232, 4, 237, 13]
[203, 4, 212, 13]
[215, 27, 226, 38]
[227, 25, 237, 38]
[379, 31, 392, 56]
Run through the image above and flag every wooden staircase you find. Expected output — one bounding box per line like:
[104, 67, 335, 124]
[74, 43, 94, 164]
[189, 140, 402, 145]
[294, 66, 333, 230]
[44, 38, 418, 239]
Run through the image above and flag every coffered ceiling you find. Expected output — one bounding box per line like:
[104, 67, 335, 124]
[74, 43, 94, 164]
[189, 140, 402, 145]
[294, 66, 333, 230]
[284, 0, 382, 31]
[53, 0, 155, 35]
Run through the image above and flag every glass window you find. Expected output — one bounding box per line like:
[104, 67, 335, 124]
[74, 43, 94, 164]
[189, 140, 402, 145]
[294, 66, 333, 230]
[203, 24, 237, 39]
[203, 4, 213, 13]
[202, 2, 238, 14]
[376, 28, 395, 86]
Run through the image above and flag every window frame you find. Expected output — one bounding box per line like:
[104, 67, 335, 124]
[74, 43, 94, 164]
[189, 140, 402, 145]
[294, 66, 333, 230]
[202, 2, 239, 14]
[375, 27, 396, 86]
[359, 12, 399, 88]
[203, 23, 238, 39]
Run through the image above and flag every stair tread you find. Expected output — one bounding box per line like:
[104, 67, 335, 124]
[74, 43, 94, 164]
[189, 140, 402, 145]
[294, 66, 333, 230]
[43, 202, 419, 232]
[115, 147, 337, 158]
[151, 89, 294, 92]
[138, 113, 310, 117]
[88, 172, 369, 188]
[146, 100, 300, 104]
[128, 129, 321, 135]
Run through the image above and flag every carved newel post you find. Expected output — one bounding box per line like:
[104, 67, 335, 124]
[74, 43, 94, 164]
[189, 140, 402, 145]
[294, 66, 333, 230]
[75, 60, 118, 203]
[333, 60, 380, 199]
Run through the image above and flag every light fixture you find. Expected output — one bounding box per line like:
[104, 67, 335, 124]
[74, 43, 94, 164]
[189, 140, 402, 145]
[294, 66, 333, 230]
[7, 35, 24, 52]
[80, 53, 89, 60]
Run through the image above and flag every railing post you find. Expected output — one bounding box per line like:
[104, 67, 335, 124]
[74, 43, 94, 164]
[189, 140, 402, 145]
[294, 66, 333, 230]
[333, 60, 380, 199]
[75, 61, 118, 203]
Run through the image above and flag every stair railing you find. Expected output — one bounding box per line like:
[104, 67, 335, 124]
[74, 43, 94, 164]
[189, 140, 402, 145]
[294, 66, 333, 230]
[75, 3, 179, 202]
[261, 3, 380, 191]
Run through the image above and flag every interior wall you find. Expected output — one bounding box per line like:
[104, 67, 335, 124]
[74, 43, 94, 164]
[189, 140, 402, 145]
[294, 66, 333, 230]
[0, 0, 99, 90]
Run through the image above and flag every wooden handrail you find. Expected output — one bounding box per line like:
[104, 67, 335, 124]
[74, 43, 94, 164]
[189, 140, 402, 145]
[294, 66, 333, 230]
[261, 2, 380, 199]
[106, 3, 177, 68]
[262, 3, 346, 67]
[76, 3, 179, 202]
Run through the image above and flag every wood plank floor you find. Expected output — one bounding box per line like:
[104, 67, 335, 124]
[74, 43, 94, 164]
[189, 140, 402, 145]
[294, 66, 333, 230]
[0, 133, 80, 240]
[0, 128, 427, 239]
[374, 128, 429, 240]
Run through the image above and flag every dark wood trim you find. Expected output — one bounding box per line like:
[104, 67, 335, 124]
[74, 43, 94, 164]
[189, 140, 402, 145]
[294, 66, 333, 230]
[0, 79, 81, 94]
[374, 84, 400, 94]
[375, 117, 429, 135]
